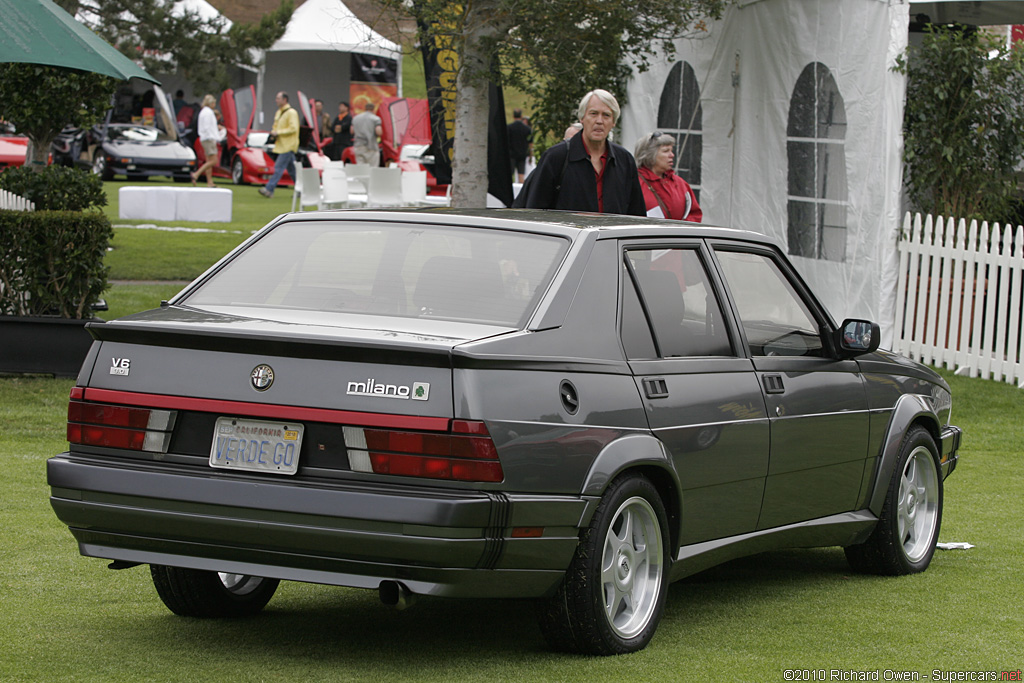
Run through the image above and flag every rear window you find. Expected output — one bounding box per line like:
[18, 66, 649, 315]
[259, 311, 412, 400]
[182, 221, 569, 327]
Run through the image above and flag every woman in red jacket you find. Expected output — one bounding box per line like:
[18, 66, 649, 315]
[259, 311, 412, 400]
[634, 132, 702, 222]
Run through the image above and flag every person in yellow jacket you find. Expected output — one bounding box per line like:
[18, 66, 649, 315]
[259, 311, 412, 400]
[259, 91, 301, 198]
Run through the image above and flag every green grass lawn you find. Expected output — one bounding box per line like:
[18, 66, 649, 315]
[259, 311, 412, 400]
[97, 178, 278, 318]
[0, 369, 1020, 681]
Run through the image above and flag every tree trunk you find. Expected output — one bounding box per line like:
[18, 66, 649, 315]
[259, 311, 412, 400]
[26, 137, 51, 171]
[450, 1, 509, 209]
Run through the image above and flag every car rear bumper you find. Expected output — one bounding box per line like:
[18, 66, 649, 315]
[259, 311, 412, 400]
[47, 454, 591, 598]
[940, 425, 963, 479]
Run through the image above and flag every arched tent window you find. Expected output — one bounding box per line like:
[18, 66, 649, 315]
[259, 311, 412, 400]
[657, 61, 702, 195]
[787, 62, 847, 261]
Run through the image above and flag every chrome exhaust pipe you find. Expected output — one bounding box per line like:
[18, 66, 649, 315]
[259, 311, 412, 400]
[378, 580, 416, 610]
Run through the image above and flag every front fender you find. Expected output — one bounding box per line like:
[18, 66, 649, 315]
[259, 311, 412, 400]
[868, 393, 941, 516]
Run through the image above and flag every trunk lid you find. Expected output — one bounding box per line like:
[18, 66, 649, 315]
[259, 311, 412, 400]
[83, 306, 513, 418]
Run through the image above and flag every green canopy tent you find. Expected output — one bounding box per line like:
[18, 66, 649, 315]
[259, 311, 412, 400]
[0, 0, 156, 83]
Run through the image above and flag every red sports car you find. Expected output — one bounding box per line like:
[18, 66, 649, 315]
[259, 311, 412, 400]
[0, 133, 29, 170]
[194, 88, 332, 186]
[1, 120, 31, 170]
[379, 97, 448, 196]
[193, 86, 292, 187]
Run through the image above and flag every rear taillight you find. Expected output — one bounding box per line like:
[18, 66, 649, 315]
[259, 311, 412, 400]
[344, 419, 503, 483]
[67, 388, 176, 453]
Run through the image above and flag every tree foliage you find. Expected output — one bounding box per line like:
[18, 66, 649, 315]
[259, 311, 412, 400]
[0, 64, 117, 168]
[896, 26, 1024, 222]
[405, 0, 724, 143]
[69, 0, 294, 94]
[385, 0, 725, 206]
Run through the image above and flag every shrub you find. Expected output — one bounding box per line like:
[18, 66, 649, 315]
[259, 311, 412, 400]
[896, 26, 1024, 222]
[0, 210, 112, 318]
[0, 165, 106, 212]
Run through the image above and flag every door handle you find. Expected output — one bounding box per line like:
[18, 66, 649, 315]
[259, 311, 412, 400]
[643, 377, 669, 399]
[762, 374, 785, 394]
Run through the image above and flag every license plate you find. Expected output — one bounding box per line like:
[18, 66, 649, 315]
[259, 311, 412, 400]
[209, 417, 303, 475]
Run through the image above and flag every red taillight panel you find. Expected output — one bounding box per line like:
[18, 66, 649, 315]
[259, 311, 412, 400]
[67, 388, 176, 453]
[70, 423, 148, 450]
[350, 420, 503, 483]
[68, 401, 152, 429]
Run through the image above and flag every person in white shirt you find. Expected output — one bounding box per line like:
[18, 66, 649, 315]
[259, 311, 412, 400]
[192, 94, 226, 187]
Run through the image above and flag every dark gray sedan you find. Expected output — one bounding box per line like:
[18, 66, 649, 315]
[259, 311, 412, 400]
[48, 209, 962, 655]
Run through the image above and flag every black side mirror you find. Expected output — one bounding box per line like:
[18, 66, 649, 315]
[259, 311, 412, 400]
[834, 319, 880, 359]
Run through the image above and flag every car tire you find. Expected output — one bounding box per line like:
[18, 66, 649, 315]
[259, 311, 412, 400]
[538, 473, 669, 655]
[149, 565, 279, 617]
[232, 158, 246, 185]
[91, 153, 113, 181]
[845, 425, 943, 575]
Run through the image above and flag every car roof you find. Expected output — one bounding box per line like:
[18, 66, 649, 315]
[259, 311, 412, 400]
[272, 208, 781, 248]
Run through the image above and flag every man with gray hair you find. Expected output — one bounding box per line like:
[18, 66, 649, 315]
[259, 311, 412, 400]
[515, 89, 644, 215]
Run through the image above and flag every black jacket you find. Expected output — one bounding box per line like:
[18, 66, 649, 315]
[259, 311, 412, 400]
[514, 133, 646, 216]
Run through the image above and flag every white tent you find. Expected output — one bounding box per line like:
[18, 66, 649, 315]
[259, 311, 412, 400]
[258, 0, 403, 125]
[622, 0, 909, 346]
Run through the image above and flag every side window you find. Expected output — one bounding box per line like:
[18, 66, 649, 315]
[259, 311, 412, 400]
[621, 261, 658, 359]
[715, 250, 826, 357]
[622, 248, 732, 359]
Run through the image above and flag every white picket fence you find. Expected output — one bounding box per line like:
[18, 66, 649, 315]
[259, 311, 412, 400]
[0, 189, 35, 211]
[895, 212, 1024, 387]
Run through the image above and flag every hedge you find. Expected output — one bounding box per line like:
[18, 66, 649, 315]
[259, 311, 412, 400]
[0, 165, 106, 212]
[0, 210, 112, 318]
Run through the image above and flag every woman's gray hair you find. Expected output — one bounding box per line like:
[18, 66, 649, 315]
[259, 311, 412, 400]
[202, 94, 217, 108]
[576, 89, 620, 125]
[634, 133, 676, 170]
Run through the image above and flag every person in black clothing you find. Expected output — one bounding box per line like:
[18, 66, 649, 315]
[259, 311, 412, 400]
[514, 89, 645, 216]
[328, 101, 353, 162]
[507, 109, 532, 183]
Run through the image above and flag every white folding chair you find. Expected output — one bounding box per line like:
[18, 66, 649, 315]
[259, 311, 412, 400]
[400, 170, 427, 206]
[367, 167, 403, 207]
[420, 183, 452, 207]
[292, 167, 322, 212]
[345, 163, 370, 194]
[318, 166, 350, 209]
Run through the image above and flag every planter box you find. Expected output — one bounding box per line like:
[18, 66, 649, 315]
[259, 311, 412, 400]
[0, 316, 102, 377]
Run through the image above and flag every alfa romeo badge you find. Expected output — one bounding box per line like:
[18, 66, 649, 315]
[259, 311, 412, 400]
[250, 364, 275, 391]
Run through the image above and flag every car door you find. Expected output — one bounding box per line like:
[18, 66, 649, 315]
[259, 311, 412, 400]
[710, 244, 871, 530]
[621, 242, 770, 545]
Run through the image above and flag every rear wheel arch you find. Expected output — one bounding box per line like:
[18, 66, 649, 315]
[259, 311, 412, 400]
[580, 433, 682, 552]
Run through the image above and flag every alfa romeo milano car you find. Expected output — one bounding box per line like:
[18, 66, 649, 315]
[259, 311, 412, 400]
[48, 209, 962, 655]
